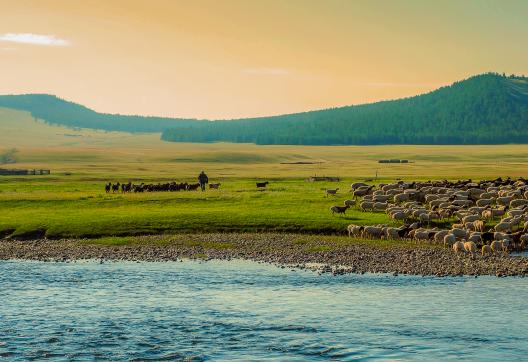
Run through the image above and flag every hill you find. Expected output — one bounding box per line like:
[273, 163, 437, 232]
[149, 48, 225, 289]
[162, 73, 528, 145]
[0, 73, 527, 145]
[0, 94, 201, 133]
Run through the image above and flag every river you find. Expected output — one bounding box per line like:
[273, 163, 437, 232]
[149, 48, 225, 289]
[1, 259, 526, 360]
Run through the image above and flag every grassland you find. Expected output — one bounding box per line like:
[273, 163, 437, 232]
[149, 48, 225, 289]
[2, 107, 528, 239]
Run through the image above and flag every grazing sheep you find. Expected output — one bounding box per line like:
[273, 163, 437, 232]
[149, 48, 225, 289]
[453, 241, 466, 253]
[394, 193, 410, 204]
[490, 240, 502, 253]
[326, 188, 339, 197]
[476, 199, 494, 207]
[481, 244, 492, 256]
[468, 233, 482, 244]
[451, 228, 467, 240]
[353, 186, 374, 199]
[464, 241, 477, 256]
[351, 182, 368, 190]
[434, 230, 449, 244]
[510, 199, 528, 208]
[474, 220, 485, 232]
[494, 222, 511, 233]
[362, 226, 383, 239]
[360, 201, 375, 211]
[330, 205, 350, 215]
[373, 202, 388, 211]
[501, 239, 510, 253]
[443, 233, 456, 248]
[344, 199, 356, 207]
[462, 214, 480, 224]
[390, 211, 408, 223]
[347, 224, 364, 237]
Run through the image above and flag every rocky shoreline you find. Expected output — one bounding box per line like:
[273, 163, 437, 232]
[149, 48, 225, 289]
[1, 233, 528, 277]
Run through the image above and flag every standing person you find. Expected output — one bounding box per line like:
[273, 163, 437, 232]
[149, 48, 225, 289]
[198, 170, 209, 191]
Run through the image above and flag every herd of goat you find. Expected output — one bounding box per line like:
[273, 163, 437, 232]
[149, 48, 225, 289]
[104, 181, 270, 193]
[329, 177, 528, 255]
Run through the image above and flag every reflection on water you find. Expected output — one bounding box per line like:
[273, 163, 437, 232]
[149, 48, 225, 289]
[0, 259, 527, 360]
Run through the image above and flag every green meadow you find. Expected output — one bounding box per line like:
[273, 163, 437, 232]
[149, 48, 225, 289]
[2, 107, 528, 239]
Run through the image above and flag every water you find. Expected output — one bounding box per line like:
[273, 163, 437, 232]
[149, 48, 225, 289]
[1, 259, 527, 361]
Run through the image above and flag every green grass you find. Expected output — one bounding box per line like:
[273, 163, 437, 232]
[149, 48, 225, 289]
[2, 106, 528, 240]
[0, 178, 392, 239]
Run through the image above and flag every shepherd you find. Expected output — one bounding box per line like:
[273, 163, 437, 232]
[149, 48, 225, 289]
[198, 170, 209, 191]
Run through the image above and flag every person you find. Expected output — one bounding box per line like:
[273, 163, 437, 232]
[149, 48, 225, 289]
[198, 170, 209, 191]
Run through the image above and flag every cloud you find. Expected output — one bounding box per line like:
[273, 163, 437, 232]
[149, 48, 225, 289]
[0, 33, 69, 46]
[242, 67, 290, 76]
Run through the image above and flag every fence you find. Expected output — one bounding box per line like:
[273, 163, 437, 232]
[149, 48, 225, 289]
[0, 169, 51, 175]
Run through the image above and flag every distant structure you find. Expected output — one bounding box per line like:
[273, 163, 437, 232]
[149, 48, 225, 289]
[0, 169, 51, 176]
[307, 176, 340, 182]
[378, 159, 409, 164]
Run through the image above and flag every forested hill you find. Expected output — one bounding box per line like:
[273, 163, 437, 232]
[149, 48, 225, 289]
[0, 94, 201, 133]
[1, 73, 527, 144]
[161, 73, 528, 145]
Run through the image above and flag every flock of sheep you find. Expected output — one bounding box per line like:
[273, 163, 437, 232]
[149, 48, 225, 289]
[329, 177, 528, 256]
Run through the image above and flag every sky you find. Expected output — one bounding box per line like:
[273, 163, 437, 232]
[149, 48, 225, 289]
[0, 0, 527, 119]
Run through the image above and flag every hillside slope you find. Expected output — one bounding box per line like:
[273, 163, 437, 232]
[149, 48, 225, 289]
[0, 94, 200, 133]
[1, 73, 527, 145]
[162, 73, 528, 145]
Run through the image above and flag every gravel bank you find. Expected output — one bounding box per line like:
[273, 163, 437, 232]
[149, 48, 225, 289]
[1, 233, 528, 277]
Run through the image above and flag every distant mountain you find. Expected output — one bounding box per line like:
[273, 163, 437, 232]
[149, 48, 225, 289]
[1, 72, 527, 144]
[0, 94, 200, 133]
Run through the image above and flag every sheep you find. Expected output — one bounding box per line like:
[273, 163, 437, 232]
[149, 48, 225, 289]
[414, 230, 435, 243]
[494, 232, 512, 241]
[481, 244, 492, 256]
[353, 186, 374, 199]
[490, 240, 503, 253]
[344, 199, 356, 207]
[351, 182, 368, 190]
[473, 220, 485, 232]
[510, 199, 528, 208]
[476, 199, 494, 207]
[462, 214, 480, 224]
[501, 239, 510, 253]
[443, 233, 456, 248]
[434, 230, 449, 244]
[453, 241, 466, 253]
[347, 224, 364, 237]
[394, 193, 410, 204]
[468, 233, 482, 244]
[494, 222, 511, 233]
[373, 202, 388, 211]
[497, 196, 514, 207]
[330, 205, 350, 215]
[450, 228, 467, 240]
[326, 188, 339, 197]
[360, 201, 375, 211]
[374, 195, 391, 203]
[464, 241, 477, 256]
[362, 226, 383, 239]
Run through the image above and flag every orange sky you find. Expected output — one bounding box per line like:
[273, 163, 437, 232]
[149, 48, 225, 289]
[0, 0, 527, 119]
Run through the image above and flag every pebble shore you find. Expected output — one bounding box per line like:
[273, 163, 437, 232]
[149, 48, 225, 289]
[1, 233, 528, 277]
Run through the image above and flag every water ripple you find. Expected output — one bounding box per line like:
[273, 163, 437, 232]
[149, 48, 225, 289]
[0, 259, 527, 360]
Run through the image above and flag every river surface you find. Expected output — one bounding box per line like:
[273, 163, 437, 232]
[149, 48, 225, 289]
[1, 259, 527, 361]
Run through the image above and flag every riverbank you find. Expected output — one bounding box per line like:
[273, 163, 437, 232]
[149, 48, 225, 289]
[1, 233, 528, 277]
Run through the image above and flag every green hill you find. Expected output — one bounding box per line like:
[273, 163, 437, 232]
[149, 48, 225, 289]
[0, 94, 201, 133]
[1, 72, 527, 145]
[162, 73, 528, 145]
